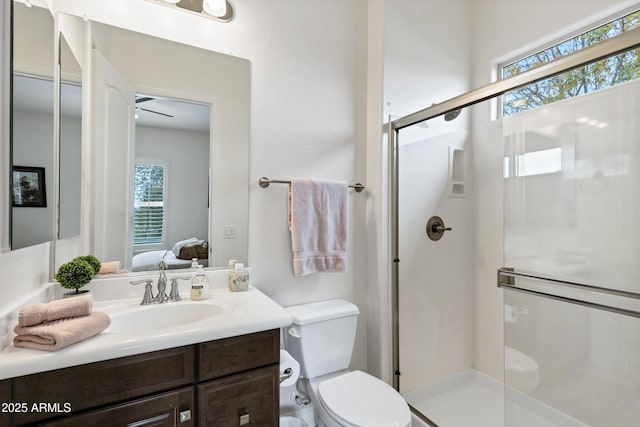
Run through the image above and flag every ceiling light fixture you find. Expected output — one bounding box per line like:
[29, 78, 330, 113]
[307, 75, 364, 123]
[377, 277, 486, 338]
[147, 0, 234, 23]
[202, 0, 226, 18]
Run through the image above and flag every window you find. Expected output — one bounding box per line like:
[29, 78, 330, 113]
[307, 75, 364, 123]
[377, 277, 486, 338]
[501, 9, 640, 116]
[133, 163, 166, 245]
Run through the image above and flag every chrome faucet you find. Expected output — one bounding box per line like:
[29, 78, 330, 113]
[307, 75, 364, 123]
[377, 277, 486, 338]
[154, 261, 169, 304]
[169, 276, 191, 302]
[130, 279, 154, 305]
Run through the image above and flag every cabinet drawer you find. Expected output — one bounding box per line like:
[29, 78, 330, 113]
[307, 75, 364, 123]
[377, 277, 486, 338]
[197, 365, 278, 427]
[40, 387, 194, 427]
[13, 345, 195, 425]
[198, 329, 278, 381]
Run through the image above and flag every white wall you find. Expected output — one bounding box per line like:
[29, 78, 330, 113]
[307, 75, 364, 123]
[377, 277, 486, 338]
[135, 125, 209, 251]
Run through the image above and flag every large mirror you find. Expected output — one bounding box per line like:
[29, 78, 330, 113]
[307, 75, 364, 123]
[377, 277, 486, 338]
[10, 1, 55, 250]
[88, 20, 250, 275]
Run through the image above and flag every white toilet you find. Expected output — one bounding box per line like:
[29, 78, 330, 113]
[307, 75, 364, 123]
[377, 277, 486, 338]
[284, 299, 411, 427]
[505, 346, 540, 394]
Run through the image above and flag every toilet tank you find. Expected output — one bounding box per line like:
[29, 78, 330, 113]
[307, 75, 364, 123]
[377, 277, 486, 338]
[284, 299, 359, 379]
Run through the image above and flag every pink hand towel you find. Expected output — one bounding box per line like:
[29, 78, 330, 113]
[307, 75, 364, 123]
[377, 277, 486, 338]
[18, 293, 93, 327]
[99, 261, 122, 274]
[288, 179, 348, 276]
[13, 311, 111, 351]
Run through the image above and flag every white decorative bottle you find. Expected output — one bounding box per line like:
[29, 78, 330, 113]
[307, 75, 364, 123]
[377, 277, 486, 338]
[228, 263, 249, 292]
[190, 265, 210, 300]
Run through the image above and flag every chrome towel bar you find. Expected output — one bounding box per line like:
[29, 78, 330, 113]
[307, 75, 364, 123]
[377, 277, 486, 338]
[258, 176, 365, 193]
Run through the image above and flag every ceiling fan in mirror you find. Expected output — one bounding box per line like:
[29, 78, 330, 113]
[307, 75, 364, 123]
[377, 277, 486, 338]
[135, 96, 174, 118]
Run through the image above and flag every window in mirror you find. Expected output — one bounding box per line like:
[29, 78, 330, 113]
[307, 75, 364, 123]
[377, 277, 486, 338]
[133, 163, 166, 246]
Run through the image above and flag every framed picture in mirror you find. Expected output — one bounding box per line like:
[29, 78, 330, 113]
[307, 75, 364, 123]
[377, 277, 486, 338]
[12, 166, 47, 208]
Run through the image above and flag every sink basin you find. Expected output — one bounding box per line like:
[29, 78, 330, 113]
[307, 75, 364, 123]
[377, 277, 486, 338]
[107, 302, 222, 333]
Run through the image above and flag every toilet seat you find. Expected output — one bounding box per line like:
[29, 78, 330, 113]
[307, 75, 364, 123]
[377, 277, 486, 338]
[317, 370, 411, 427]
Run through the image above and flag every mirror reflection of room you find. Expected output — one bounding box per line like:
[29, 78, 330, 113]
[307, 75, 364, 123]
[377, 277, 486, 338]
[11, 1, 55, 249]
[132, 95, 211, 272]
[89, 20, 249, 274]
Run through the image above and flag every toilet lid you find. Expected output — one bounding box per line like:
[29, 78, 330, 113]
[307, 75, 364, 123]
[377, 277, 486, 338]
[317, 370, 410, 427]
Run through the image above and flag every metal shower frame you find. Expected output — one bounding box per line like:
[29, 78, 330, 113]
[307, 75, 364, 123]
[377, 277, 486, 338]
[388, 28, 640, 404]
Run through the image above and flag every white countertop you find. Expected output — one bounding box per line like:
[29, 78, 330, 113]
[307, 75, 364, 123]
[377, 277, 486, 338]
[0, 285, 292, 380]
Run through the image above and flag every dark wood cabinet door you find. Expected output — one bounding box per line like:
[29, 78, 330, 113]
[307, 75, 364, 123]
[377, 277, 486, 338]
[198, 329, 279, 381]
[0, 379, 11, 426]
[40, 387, 194, 427]
[197, 365, 278, 427]
[13, 345, 195, 425]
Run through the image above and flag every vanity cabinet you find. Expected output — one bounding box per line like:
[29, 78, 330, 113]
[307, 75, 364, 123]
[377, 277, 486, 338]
[5, 329, 280, 426]
[1, 379, 11, 426]
[198, 330, 280, 426]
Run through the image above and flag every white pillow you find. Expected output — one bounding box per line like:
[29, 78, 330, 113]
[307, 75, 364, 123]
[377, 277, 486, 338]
[172, 237, 200, 254]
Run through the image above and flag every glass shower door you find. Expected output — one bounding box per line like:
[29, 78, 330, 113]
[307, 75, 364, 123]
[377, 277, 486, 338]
[501, 79, 640, 426]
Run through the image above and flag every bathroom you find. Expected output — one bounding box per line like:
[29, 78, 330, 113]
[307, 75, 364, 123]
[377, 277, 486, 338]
[1, 0, 640, 426]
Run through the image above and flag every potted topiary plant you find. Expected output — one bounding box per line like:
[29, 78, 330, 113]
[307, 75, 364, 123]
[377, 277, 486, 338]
[55, 255, 100, 297]
[74, 255, 101, 276]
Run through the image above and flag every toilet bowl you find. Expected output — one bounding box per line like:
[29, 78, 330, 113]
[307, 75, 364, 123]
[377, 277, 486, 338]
[505, 346, 540, 394]
[284, 299, 411, 427]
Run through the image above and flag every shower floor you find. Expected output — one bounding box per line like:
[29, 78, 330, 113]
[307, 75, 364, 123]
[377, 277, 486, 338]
[404, 370, 504, 427]
[403, 370, 586, 427]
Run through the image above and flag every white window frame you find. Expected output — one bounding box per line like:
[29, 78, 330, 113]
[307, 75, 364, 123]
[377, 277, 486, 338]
[133, 159, 168, 249]
[497, 5, 640, 117]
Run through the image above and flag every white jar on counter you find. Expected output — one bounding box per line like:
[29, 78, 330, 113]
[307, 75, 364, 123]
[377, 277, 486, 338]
[228, 263, 249, 292]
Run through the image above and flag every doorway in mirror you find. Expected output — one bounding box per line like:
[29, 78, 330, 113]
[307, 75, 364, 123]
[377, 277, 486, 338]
[132, 94, 211, 273]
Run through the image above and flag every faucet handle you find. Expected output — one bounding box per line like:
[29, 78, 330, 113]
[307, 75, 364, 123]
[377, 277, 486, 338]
[169, 276, 191, 302]
[130, 279, 154, 305]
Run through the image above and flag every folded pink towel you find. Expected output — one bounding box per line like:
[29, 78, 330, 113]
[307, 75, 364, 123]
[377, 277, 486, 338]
[99, 261, 122, 274]
[288, 179, 348, 276]
[18, 294, 93, 327]
[13, 311, 111, 351]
